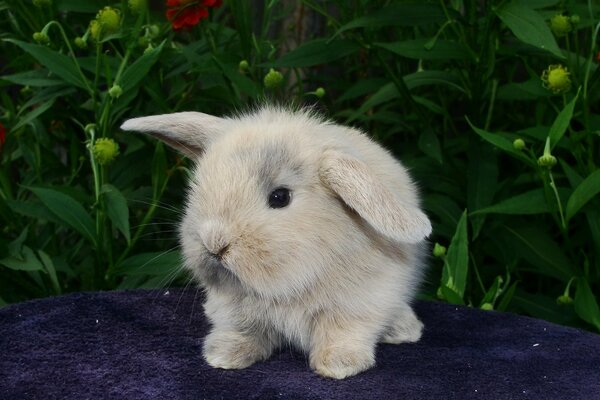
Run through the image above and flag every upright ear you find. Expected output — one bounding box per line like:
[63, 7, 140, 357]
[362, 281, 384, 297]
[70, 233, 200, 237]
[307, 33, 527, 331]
[319, 150, 432, 244]
[120, 112, 227, 158]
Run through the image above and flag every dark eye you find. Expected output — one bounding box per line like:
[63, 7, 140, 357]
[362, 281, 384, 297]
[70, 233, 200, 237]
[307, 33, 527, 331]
[268, 187, 291, 209]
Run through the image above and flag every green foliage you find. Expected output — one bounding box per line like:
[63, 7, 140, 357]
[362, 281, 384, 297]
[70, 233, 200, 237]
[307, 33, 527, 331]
[0, 0, 599, 332]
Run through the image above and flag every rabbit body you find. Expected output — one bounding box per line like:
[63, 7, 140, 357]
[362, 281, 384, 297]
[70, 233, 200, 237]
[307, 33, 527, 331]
[121, 107, 431, 379]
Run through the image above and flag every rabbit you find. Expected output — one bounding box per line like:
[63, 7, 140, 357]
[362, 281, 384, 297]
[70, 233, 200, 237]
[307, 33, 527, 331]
[120, 106, 431, 379]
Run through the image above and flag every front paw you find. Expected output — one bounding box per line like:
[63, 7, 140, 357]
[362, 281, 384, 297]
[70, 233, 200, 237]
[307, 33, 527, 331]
[203, 331, 271, 370]
[310, 346, 375, 379]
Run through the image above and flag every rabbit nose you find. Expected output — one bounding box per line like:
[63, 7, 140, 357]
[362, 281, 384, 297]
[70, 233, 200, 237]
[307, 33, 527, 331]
[200, 220, 231, 260]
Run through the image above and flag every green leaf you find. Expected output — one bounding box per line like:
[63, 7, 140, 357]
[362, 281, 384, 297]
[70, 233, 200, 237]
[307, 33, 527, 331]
[502, 225, 573, 281]
[481, 276, 503, 306]
[566, 170, 600, 221]
[102, 184, 130, 244]
[466, 117, 534, 166]
[12, 98, 55, 131]
[119, 40, 165, 93]
[472, 189, 550, 216]
[495, 1, 563, 59]
[1, 69, 64, 87]
[349, 72, 464, 120]
[212, 56, 259, 98]
[4, 39, 89, 90]
[336, 78, 387, 103]
[38, 250, 61, 295]
[468, 142, 498, 238]
[375, 39, 471, 60]
[0, 246, 44, 271]
[418, 128, 442, 163]
[116, 251, 182, 276]
[333, 3, 447, 37]
[442, 210, 469, 300]
[29, 187, 97, 246]
[574, 278, 600, 331]
[549, 88, 580, 149]
[513, 290, 576, 325]
[151, 142, 167, 200]
[6, 199, 63, 226]
[496, 281, 518, 312]
[267, 39, 360, 68]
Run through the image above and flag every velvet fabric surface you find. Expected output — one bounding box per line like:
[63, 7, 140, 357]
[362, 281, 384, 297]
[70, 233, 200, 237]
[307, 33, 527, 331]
[1, 289, 598, 400]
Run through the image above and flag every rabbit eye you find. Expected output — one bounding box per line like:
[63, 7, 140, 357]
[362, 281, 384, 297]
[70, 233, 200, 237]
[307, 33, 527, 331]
[268, 187, 291, 209]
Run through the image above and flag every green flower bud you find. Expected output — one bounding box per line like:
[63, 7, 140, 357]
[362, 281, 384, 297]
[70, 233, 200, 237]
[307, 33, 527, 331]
[512, 138, 526, 151]
[74, 37, 87, 49]
[480, 303, 494, 311]
[570, 15, 580, 25]
[93, 138, 120, 165]
[108, 84, 123, 99]
[315, 87, 326, 98]
[33, 32, 50, 45]
[128, 0, 147, 13]
[538, 154, 557, 168]
[549, 14, 572, 37]
[541, 64, 571, 94]
[147, 24, 160, 39]
[433, 243, 447, 258]
[238, 60, 250, 72]
[557, 294, 573, 305]
[263, 68, 284, 90]
[143, 44, 155, 55]
[97, 7, 121, 34]
[33, 0, 52, 7]
[89, 20, 101, 41]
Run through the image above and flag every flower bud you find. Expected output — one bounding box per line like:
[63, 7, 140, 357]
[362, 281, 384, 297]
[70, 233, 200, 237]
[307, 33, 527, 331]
[549, 14, 572, 37]
[480, 303, 494, 311]
[33, 32, 50, 45]
[93, 138, 120, 165]
[143, 44, 155, 55]
[315, 87, 326, 98]
[238, 60, 250, 72]
[74, 37, 87, 49]
[89, 20, 101, 41]
[538, 154, 557, 168]
[512, 138, 525, 151]
[147, 24, 160, 39]
[128, 0, 147, 13]
[570, 15, 580, 25]
[541, 64, 571, 94]
[108, 84, 123, 99]
[557, 294, 573, 305]
[263, 68, 284, 90]
[97, 7, 121, 34]
[433, 243, 447, 258]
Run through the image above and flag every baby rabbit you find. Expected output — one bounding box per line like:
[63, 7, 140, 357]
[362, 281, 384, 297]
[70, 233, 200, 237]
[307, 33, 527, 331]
[121, 106, 431, 379]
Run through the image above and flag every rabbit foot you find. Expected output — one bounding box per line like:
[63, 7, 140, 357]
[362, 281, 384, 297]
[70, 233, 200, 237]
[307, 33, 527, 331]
[203, 330, 271, 369]
[381, 309, 424, 344]
[310, 346, 375, 379]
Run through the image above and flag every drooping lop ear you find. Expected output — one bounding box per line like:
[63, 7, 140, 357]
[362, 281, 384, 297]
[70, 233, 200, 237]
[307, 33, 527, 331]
[319, 150, 432, 244]
[120, 112, 227, 158]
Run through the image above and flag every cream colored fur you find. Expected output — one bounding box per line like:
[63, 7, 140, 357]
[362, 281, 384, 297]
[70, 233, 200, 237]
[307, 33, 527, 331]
[121, 106, 431, 379]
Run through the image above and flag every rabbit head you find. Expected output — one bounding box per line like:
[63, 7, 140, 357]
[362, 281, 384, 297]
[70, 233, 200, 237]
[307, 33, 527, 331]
[121, 107, 431, 300]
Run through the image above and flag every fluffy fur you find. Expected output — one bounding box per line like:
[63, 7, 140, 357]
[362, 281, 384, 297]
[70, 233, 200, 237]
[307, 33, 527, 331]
[121, 106, 431, 379]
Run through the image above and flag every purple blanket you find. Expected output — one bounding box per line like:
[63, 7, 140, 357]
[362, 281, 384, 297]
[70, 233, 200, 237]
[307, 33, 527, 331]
[1, 289, 599, 399]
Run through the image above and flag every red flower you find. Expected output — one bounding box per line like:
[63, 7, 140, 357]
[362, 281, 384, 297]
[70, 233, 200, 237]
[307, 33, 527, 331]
[166, 0, 222, 30]
[0, 123, 6, 154]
